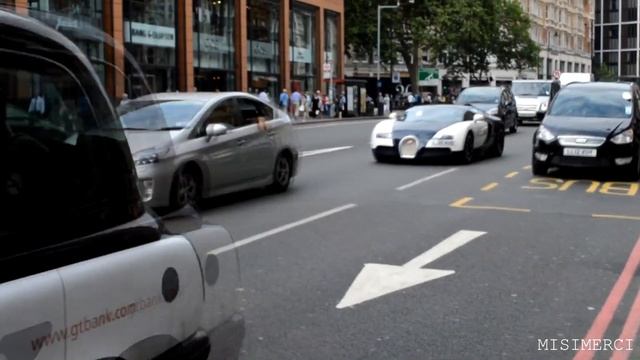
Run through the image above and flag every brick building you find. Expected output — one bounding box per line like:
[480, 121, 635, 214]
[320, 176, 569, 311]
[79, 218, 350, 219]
[9, 0, 344, 101]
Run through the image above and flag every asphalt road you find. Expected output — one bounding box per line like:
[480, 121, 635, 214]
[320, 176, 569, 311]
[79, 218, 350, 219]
[198, 120, 640, 360]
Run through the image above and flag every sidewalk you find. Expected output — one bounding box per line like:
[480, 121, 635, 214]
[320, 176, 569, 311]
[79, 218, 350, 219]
[292, 115, 387, 126]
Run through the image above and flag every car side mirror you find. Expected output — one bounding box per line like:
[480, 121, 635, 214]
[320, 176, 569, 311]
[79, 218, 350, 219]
[472, 114, 484, 122]
[206, 123, 227, 139]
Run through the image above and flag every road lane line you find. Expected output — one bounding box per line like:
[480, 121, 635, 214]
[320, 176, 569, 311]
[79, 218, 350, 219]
[592, 214, 640, 221]
[573, 235, 640, 360]
[449, 197, 531, 213]
[301, 146, 354, 158]
[505, 171, 519, 178]
[209, 204, 358, 255]
[481, 182, 499, 192]
[296, 120, 380, 129]
[611, 287, 640, 360]
[395, 168, 458, 191]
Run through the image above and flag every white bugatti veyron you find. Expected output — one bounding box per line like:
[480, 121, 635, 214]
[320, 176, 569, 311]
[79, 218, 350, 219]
[370, 105, 505, 163]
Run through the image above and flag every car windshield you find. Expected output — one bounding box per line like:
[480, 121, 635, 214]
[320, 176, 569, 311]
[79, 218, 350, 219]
[119, 100, 205, 130]
[402, 107, 468, 123]
[512, 82, 550, 96]
[456, 87, 500, 104]
[548, 88, 631, 118]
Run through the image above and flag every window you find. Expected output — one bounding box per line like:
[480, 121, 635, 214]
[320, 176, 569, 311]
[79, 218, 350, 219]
[237, 98, 273, 126]
[622, 24, 636, 49]
[604, 25, 619, 50]
[622, 0, 637, 22]
[1, 48, 143, 251]
[621, 51, 637, 77]
[202, 98, 239, 131]
[549, 87, 630, 118]
[603, 0, 619, 23]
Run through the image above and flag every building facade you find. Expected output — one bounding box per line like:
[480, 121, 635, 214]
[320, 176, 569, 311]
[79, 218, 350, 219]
[593, 0, 639, 80]
[12, 0, 344, 101]
[345, 0, 593, 98]
[520, 0, 594, 79]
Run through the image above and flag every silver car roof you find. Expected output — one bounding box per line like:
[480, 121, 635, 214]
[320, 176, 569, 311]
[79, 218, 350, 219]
[130, 92, 258, 103]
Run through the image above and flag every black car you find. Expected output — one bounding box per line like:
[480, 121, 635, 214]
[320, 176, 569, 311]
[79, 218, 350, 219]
[456, 86, 519, 133]
[532, 82, 640, 180]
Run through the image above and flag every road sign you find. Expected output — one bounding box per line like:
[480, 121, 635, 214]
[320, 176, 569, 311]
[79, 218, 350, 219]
[392, 71, 401, 84]
[553, 70, 562, 79]
[419, 68, 439, 81]
[336, 230, 487, 309]
[323, 63, 332, 79]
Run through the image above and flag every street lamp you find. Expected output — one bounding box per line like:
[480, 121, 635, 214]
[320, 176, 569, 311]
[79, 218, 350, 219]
[377, 0, 413, 90]
[546, 30, 559, 79]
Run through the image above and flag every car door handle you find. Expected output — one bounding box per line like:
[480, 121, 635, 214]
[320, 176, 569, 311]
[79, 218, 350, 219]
[236, 139, 247, 146]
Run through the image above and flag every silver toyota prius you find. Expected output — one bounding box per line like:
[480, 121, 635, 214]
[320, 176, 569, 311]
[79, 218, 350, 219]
[119, 92, 299, 209]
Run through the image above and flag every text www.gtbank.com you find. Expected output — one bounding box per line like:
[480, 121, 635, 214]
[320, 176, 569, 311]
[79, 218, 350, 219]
[538, 338, 634, 351]
[30, 295, 162, 352]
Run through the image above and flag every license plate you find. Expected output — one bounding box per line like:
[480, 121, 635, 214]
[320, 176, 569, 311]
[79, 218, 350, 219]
[563, 148, 597, 157]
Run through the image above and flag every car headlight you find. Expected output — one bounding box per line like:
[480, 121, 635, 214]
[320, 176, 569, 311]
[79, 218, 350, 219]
[433, 134, 454, 140]
[537, 125, 555, 142]
[539, 102, 548, 112]
[376, 132, 392, 139]
[611, 128, 634, 145]
[134, 147, 170, 166]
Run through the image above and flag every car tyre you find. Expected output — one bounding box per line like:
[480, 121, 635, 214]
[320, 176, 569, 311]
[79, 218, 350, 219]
[270, 153, 292, 192]
[373, 151, 393, 163]
[509, 117, 518, 133]
[170, 166, 202, 210]
[489, 132, 504, 158]
[624, 154, 640, 181]
[531, 156, 548, 177]
[459, 132, 475, 164]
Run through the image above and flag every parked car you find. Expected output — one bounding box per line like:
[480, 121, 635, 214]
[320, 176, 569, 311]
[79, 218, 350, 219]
[119, 92, 299, 209]
[455, 86, 519, 133]
[511, 80, 551, 123]
[532, 82, 640, 179]
[370, 105, 505, 164]
[0, 9, 242, 360]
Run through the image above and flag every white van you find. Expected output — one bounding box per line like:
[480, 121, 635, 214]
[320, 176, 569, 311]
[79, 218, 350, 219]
[511, 80, 551, 123]
[559, 72, 594, 87]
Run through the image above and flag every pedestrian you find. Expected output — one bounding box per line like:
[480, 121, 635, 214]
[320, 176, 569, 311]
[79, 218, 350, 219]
[377, 93, 384, 116]
[291, 89, 302, 120]
[303, 92, 312, 120]
[339, 92, 347, 117]
[407, 93, 416, 108]
[322, 93, 330, 117]
[311, 90, 321, 118]
[279, 89, 289, 113]
[383, 94, 391, 115]
[258, 89, 269, 103]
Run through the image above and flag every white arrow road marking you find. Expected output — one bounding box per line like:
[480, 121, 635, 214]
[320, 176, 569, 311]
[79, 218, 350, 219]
[301, 146, 353, 158]
[336, 230, 486, 309]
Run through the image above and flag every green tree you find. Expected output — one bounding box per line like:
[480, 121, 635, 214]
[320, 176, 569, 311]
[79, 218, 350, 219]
[346, 0, 444, 92]
[430, 0, 539, 80]
[594, 63, 617, 81]
[345, 0, 540, 91]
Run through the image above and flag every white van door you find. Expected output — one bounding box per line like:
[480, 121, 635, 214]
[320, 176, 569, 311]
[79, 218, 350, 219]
[0, 271, 66, 360]
[61, 235, 204, 360]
